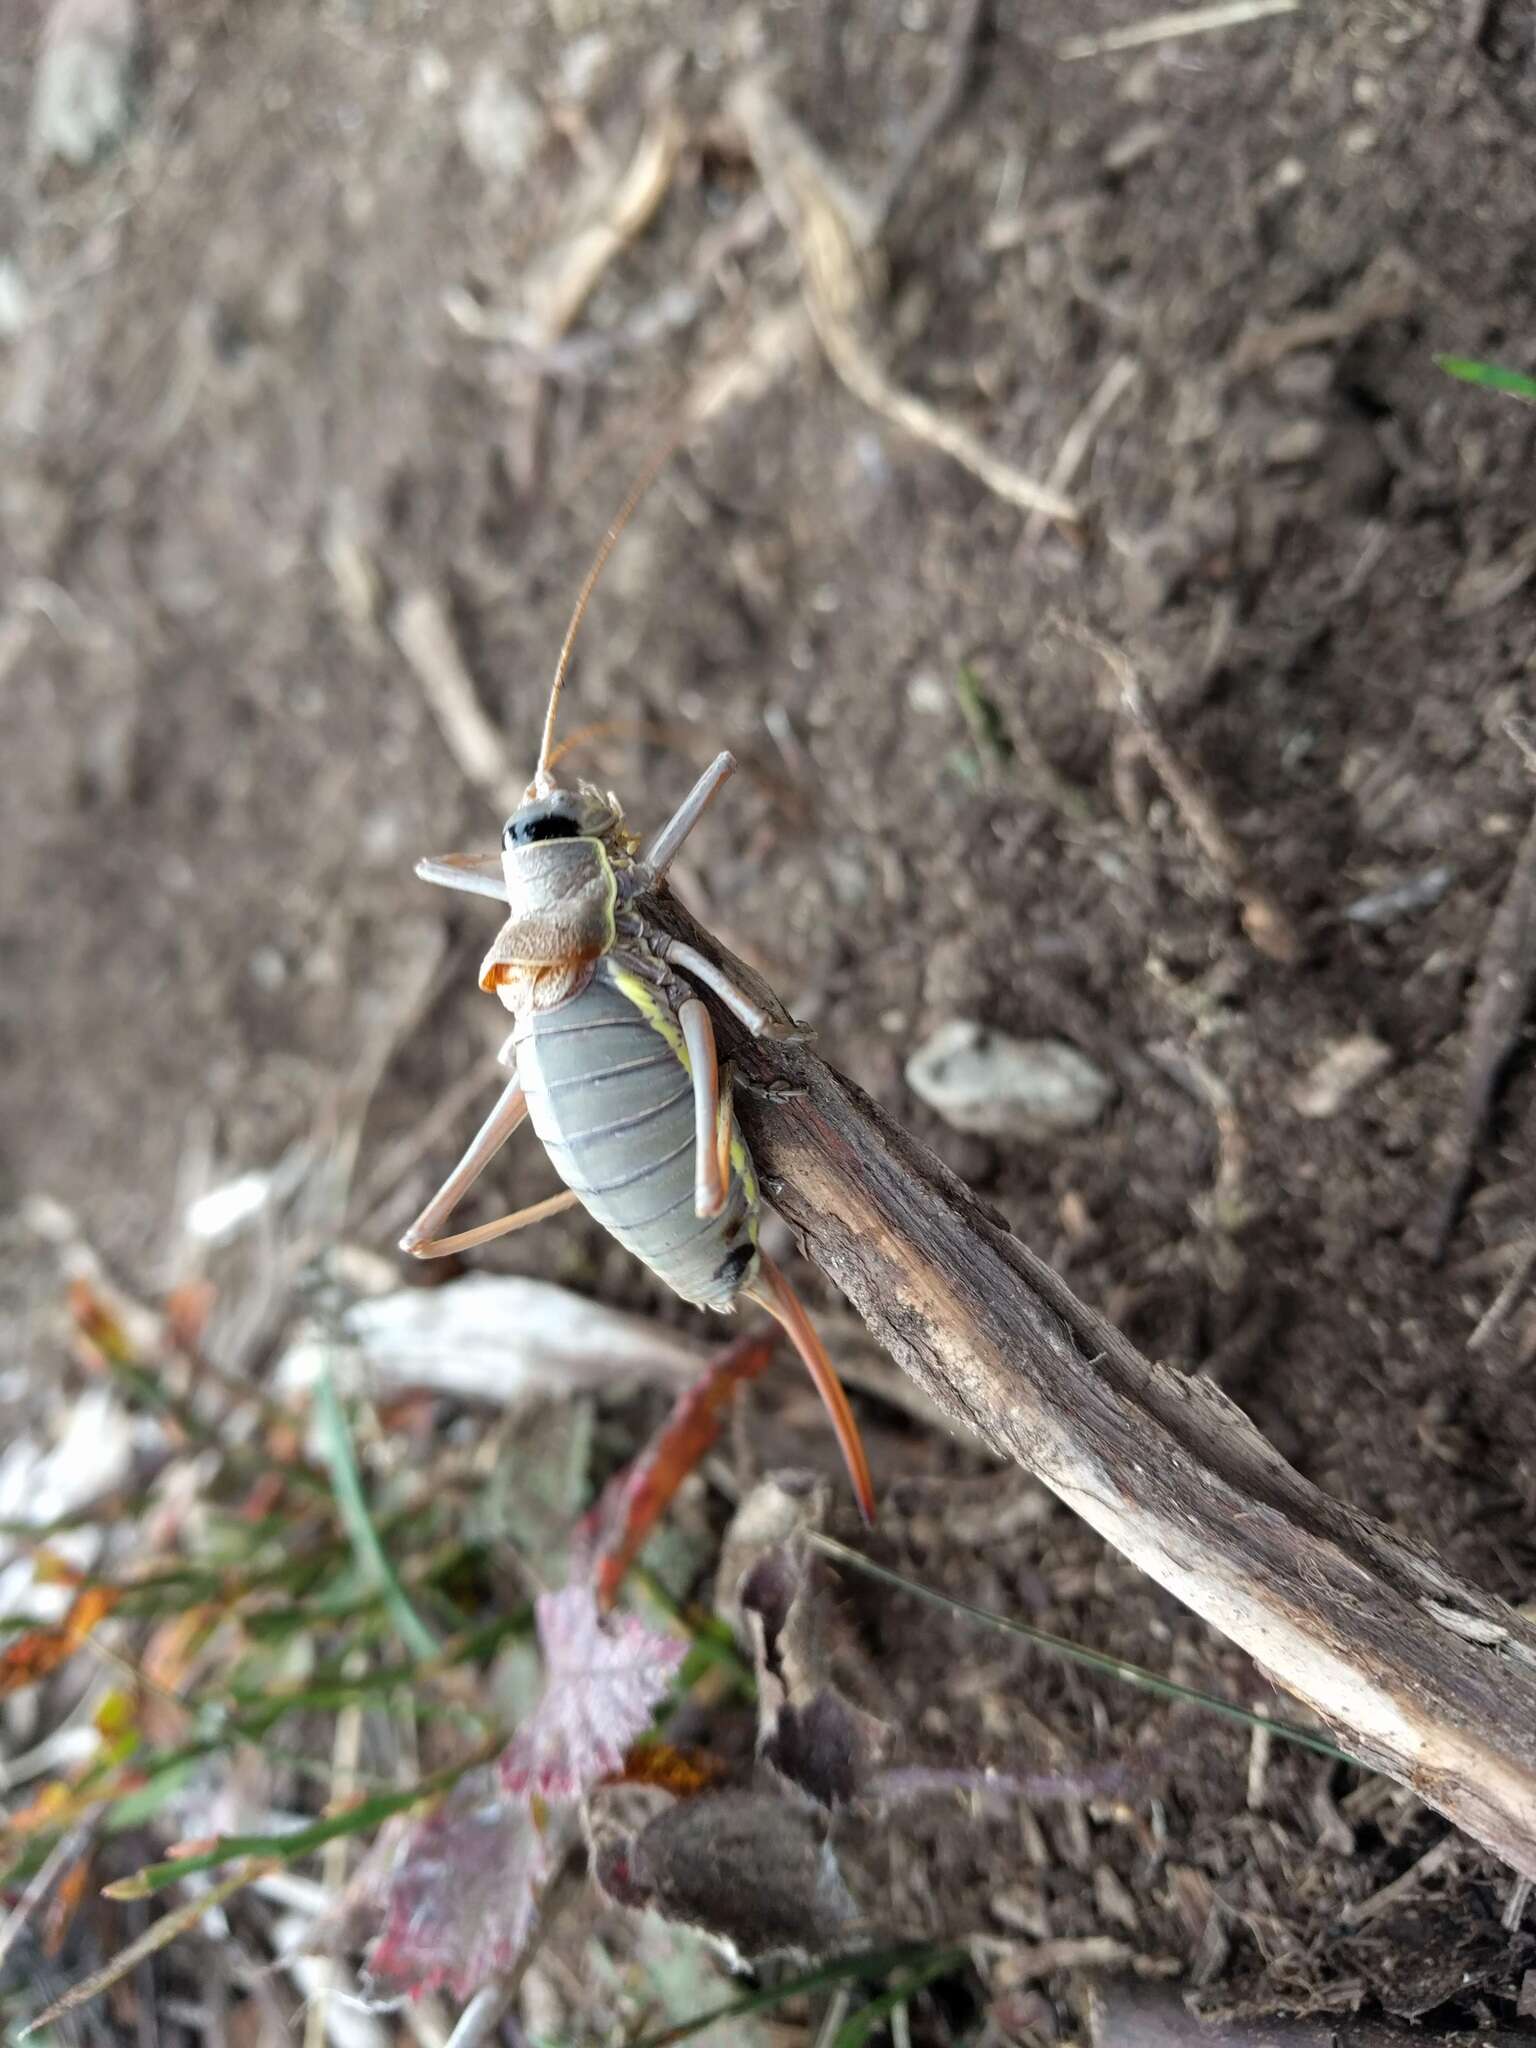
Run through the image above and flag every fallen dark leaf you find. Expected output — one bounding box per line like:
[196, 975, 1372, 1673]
[736, 1527, 890, 1808]
[589, 1785, 864, 1965]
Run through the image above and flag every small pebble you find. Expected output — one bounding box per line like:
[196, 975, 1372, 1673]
[1291, 1033, 1392, 1120]
[906, 671, 949, 715]
[559, 32, 610, 101]
[0, 258, 31, 340]
[905, 1019, 1114, 1139]
[29, 0, 139, 170]
[1343, 864, 1454, 926]
[411, 47, 451, 100]
[457, 63, 542, 183]
[249, 946, 287, 992]
[1104, 121, 1167, 173]
[1265, 420, 1329, 467]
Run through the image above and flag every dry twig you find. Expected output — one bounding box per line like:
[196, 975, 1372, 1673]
[1145, 1040, 1252, 1248]
[1087, 1977, 1529, 2046]
[1231, 274, 1416, 375]
[1023, 355, 1139, 545]
[1059, 0, 1301, 61]
[391, 589, 523, 815]
[1340, 1832, 1462, 1928]
[728, 72, 1078, 525]
[1469, 1224, 1536, 1354]
[1410, 786, 1536, 1261]
[519, 98, 686, 347]
[438, 1856, 585, 2048]
[649, 891, 1536, 1881]
[874, 0, 987, 224]
[1066, 623, 1305, 963]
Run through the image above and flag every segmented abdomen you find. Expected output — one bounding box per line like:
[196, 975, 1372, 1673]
[513, 965, 758, 1311]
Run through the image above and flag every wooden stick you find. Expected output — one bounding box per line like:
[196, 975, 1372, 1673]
[1409, 791, 1536, 1261]
[649, 891, 1536, 1881]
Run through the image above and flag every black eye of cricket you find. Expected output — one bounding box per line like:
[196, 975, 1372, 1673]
[504, 812, 583, 847]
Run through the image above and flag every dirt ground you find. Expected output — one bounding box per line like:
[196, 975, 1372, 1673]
[5, 0, 1536, 2039]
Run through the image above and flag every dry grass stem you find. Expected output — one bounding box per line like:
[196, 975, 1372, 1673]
[728, 72, 1079, 525]
[391, 588, 523, 814]
[0, 1823, 90, 1973]
[521, 99, 686, 345]
[1468, 1225, 1536, 1353]
[23, 1866, 279, 2038]
[1059, 0, 1302, 61]
[1024, 354, 1139, 544]
[1066, 623, 1305, 963]
[305, 1683, 368, 2048]
[1146, 1040, 1251, 1241]
[685, 295, 817, 423]
[1340, 1834, 1462, 1928]
[874, 0, 987, 223]
[1231, 274, 1416, 374]
[439, 1856, 585, 2048]
[1411, 787, 1536, 1260]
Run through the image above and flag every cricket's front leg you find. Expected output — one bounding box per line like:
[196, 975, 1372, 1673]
[636, 750, 736, 884]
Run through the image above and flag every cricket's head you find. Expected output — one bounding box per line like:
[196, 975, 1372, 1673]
[499, 781, 636, 903]
[502, 784, 617, 851]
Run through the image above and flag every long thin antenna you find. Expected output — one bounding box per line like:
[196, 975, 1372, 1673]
[531, 425, 690, 796]
[543, 716, 687, 775]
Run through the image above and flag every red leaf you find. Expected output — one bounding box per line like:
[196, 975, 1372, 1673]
[584, 1331, 777, 1607]
[365, 1770, 547, 2002]
[498, 1586, 686, 1802]
[0, 1584, 122, 1699]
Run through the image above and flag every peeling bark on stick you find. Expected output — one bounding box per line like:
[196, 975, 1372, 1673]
[650, 891, 1536, 1880]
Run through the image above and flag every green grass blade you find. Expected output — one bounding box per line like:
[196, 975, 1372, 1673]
[831, 1947, 970, 2047]
[808, 1533, 1356, 1765]
[953, 663, 1015, 777]
[1436, 355, 1536, 402]
[104, 1734, 505, 1898]
[625, 1944, 964, 2048]
[20, 1864, 267, 2039]
[314, 1367, 438, 1662]
[629, 1563, 756, 1697]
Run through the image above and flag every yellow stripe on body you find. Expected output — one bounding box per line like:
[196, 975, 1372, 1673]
[608, 966, 760, 1240]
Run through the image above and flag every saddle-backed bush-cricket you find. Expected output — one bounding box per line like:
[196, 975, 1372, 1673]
[400, 445, 877, 1523]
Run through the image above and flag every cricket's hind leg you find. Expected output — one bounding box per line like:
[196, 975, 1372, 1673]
[744, 1251, 877, 1526]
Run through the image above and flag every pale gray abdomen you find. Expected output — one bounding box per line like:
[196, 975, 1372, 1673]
[513, 968, 758, 1311]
